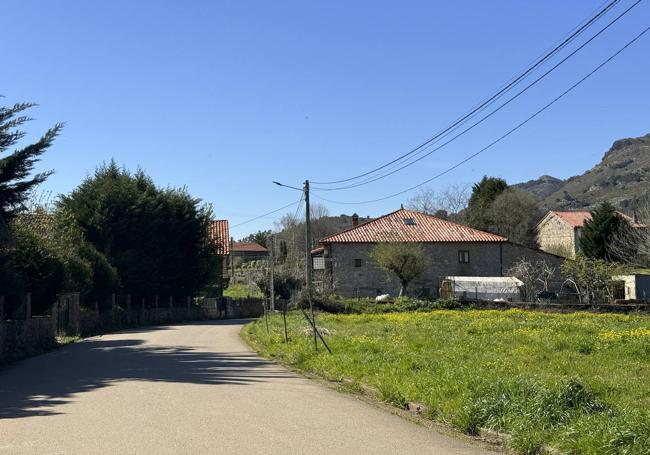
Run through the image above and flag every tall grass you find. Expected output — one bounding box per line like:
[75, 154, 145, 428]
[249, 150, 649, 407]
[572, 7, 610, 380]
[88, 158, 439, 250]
[243, 309, 650, 454]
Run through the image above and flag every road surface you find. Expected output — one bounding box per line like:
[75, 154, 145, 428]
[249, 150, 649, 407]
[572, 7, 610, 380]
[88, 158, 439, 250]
[0, 320, 495, 454]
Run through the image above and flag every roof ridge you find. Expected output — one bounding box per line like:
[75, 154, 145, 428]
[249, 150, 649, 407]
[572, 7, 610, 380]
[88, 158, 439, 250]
[320, 207, 506, 244]
[319, 207, 407, 242]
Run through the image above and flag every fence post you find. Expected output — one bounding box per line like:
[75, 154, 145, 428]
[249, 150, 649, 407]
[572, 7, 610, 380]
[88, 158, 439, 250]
[186, 296, 191, 318]
[169, 295, 173, 321]
[154, 295, 159, 321]
[0, 295, 4, 320]
[51, 300, 58, 336]
[72, 293, 80, 336]
[141, 297, 146, 323]
[94, 300, 99, 316]
[126, 294, 132, 325]
[111, 293, 116, 324]
[25, 293, 32, 319]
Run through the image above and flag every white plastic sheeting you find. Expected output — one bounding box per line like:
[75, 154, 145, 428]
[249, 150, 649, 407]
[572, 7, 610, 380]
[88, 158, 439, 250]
[441, 276, 523, 301]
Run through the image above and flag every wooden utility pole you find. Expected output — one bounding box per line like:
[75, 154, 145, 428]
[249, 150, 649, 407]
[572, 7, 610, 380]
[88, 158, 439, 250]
[270, 235, 275, 312]
[304, 180, 317, 352]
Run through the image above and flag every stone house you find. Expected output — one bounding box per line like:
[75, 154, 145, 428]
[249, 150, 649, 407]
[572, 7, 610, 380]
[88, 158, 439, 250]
[231, 242, 269, 263]
[315, 207, 563, 298]
[536, 210, 643, 258]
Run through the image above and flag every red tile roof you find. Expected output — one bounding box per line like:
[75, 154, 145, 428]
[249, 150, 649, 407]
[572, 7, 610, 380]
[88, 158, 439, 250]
[320, 208, 506, 244]
[232, 242, 268, 253]
[209, 220, 230, 255]
[550, 211, 592, 228]
[550, 210, 645, 229]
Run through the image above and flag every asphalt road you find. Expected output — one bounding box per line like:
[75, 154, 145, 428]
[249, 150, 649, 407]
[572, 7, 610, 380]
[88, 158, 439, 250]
[0, 320, 495, 454]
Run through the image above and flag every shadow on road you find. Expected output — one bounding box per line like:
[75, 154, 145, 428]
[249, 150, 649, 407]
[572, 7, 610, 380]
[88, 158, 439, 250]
[0, 320, 291, 419]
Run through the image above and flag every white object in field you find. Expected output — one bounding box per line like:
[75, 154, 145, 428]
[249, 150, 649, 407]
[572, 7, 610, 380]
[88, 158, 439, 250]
[375, 294, 390, 302]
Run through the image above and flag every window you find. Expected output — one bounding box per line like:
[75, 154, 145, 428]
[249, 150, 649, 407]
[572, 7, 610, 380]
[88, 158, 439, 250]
[403, 218, 416, 226]
[458, 250, 470, 264]
[354, 258, 363, 267]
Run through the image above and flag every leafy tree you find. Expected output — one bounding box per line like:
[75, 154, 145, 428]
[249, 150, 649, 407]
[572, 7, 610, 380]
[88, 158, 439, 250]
[489, 189, 543, 248]
[369, 243, 427, 297]
[0, 102, 62, 228]
[466, 176, 508, 231]
[241, 230, 272, 248]
[561, 255, 621, 304]
[579, 202, 631, 262]
[59, 162, 220, 297]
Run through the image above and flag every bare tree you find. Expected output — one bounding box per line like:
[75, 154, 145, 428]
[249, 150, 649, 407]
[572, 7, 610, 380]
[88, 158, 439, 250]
[407, 184, 470, 217]
[508, 258, 557, 302]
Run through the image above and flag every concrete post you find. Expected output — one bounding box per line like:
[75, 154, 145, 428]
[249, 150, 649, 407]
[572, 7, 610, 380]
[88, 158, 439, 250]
[25, 293, 32, 320]
[126, 294, 132, 324]
[51, 300, 58, 336]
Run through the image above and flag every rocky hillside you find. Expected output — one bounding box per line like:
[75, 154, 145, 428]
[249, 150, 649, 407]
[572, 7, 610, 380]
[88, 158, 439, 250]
[514, 133, 650, 210]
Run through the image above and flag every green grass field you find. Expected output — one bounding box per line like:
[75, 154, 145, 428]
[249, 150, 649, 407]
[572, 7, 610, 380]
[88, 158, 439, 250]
[223, 283, 263, 299]
[243, 309, 650, 454]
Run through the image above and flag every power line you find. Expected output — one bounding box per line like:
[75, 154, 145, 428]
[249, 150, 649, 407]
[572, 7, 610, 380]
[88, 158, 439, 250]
[312, 0, 641, 192]
[229, 198, 302, 228]
[311, 0, 623, 186]
[314, 25, 650, 206]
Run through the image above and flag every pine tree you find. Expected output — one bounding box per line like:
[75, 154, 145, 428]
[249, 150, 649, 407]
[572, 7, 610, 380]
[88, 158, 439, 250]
[465, 176, 508, 231]
[579, 201, 629, 262]
[0, 101, 63, 228]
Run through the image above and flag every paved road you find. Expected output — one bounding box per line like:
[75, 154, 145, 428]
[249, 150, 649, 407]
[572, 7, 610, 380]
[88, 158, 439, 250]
[0, 320, 494, 454]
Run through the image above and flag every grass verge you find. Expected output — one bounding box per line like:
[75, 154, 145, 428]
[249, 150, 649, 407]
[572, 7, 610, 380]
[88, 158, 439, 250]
[242, 309, 650, 454]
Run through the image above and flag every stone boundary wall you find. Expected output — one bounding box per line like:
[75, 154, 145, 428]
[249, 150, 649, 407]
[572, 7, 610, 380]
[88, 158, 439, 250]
[0, 317, 56, 365]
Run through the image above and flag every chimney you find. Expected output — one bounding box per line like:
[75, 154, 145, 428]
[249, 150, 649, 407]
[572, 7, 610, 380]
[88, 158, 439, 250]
[352, 213, 359, 227]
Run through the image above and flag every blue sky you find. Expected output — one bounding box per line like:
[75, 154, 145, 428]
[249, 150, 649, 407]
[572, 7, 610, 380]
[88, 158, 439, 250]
[3, 0, 649, 238]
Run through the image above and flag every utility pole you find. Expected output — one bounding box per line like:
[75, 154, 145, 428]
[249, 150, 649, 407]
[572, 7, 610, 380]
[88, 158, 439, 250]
[270, 235, 275, 312]
[304, 180, 317, 352]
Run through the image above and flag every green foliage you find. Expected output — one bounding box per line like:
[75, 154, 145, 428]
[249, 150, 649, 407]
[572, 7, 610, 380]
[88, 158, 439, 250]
[466, 176, 508, 231]
[240, 230, 271, 248]
[369, 243, 427, 297]
[561, 255, 621, 304]
[223, 283, 263, 299]
[0, 102, 62, 227]
[59, 161, 220, 296]
[244, 310, 650, 454]
[580, 202, 632, 262]
[4, 207, 99, 314]
[489, 189, 543, 248]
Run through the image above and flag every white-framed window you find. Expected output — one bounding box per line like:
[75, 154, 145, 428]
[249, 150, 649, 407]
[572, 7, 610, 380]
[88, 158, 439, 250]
[458, 250, 470, 264]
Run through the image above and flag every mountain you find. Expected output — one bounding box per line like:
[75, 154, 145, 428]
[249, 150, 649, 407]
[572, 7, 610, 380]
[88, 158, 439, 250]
[514, 133, 650, 211]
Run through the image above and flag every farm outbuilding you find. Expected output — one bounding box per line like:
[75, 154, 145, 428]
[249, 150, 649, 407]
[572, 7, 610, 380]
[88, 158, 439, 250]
[440, 276, 523, 301]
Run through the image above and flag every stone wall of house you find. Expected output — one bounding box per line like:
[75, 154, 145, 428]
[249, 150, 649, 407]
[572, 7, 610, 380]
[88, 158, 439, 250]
[537, 215, 576, 257]
[327, 241, 566, 298]
[328, 242, 504, 298]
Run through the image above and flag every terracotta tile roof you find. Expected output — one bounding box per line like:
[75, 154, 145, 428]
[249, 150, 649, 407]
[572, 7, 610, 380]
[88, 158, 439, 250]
[550, 210, 645, 229]
[320, 208, 506, 244]
[209, 220, 230, 255]
[550, 211, 592, 228]
[311, 246, 325, 256]
[232, 242, 268, 253]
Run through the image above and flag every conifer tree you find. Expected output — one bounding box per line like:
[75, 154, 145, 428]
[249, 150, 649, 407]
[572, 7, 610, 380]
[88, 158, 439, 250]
[579, 201, 630, 262]
[0, 101, 62, 229]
